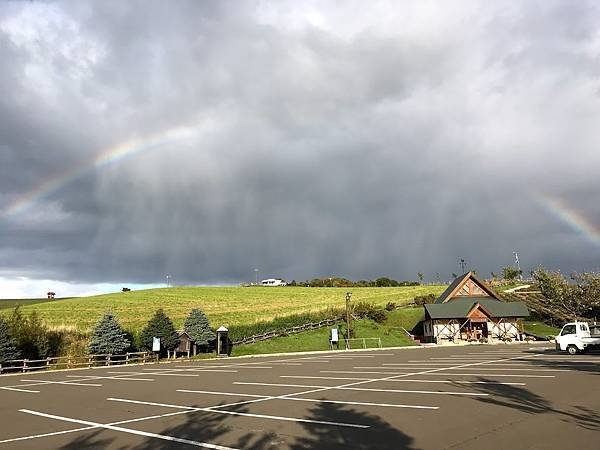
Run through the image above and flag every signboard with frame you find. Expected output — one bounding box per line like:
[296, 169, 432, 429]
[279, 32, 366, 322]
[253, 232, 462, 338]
[152, 337, 161, 352]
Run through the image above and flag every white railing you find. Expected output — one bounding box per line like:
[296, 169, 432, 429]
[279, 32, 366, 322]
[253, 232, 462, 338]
[343, 337, 382, 350]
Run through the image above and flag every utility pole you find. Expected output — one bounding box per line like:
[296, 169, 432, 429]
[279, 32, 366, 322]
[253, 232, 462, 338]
[345, 292, 352, 349]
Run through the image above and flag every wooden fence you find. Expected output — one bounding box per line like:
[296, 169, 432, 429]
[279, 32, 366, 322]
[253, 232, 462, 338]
[0, 352, 154, 374]
[232, 317, 344, 345]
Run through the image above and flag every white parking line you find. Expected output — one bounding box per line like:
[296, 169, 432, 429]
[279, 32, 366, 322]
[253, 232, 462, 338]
[320, 370, 555, 378]
[279, 375, 526, 386]
[354, 366, 566, 372]
[233, 382, 489, 396]
[67, 375, 155, 382]
[107, 397, 370, 428]
[18, 409, 238, 450]
[176, 389, 438, 409]
[109, 371, 201, 377]
[0, 386, 40, 393]
[19, 379, 102, 387]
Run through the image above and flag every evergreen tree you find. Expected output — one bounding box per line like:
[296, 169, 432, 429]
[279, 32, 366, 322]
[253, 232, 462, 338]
[8, 308, 50, 359]
[140, 308, 179, 355]
[0, 317, 20, 362]
[184, 308, 213, 349]
[88, 313, 130, 355]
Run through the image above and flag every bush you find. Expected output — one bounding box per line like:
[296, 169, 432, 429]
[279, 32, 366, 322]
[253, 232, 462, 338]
[139, 309, 179, 356]
[367, 309, 387, 323]
[88, 313, 130, 355]
[385, 302, 397, 311]
[414, 294, 436, 306]
[0, 317, 20, 362]
[353, 302, 387, 323]
[8, 308, 51, 359]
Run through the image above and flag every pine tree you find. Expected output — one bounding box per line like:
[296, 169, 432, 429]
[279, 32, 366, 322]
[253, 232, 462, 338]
[88, 313, 131, 355]
[0, 317, 20, 363]
[184, 308, 213, 349]
[140, 308, 179, 355]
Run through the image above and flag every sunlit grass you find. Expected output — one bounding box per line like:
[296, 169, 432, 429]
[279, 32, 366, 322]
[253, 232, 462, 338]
[1, 286, 445, 333]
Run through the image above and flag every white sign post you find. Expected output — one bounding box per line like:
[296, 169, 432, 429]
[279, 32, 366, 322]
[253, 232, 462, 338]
[152, 337, 161, 352]
[330, 328, 339, 350]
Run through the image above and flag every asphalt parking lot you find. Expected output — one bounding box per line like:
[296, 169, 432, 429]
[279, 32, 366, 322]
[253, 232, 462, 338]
[0, 343, 598, 449]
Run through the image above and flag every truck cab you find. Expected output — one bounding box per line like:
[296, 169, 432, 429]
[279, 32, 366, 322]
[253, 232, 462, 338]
[555, 322, 600, 355]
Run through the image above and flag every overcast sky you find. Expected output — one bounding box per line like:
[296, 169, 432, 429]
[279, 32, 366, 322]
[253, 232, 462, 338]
[1, 1, 599, 297]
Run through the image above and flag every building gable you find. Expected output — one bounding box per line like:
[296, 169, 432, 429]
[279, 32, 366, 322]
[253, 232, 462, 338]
[436, 272, 500, 304]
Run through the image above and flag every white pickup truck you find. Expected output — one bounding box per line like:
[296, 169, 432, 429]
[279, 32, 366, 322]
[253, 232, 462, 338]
[555, 321, 600, 355]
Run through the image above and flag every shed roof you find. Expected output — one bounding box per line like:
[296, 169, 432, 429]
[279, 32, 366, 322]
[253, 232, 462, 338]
[425, 297, 529, 319]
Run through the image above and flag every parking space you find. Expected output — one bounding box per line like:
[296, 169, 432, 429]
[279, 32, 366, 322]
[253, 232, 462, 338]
[0, 343, 598, 449]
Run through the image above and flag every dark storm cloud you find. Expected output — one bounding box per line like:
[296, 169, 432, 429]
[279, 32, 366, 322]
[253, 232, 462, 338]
[0, 0, 598, 291]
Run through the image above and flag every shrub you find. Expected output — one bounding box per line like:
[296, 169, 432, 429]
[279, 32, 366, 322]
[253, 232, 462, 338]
[414, 294, 436, 306]
[367, 309, 387, 323]
[8, 308, 51, 359]
[385, 302, 397, 311]
[184, 308, 213, 349]
[140, 309, 179, 356]
[353, 302, 387, 323]
[0, 317, 20, 362]
[88, 313, 131, 355]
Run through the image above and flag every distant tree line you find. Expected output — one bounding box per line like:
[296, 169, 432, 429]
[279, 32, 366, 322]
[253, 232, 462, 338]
[287, 277, 421, 287]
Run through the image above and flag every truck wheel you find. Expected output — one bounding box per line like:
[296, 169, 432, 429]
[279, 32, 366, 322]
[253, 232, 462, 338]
[567, 345, 579, 355]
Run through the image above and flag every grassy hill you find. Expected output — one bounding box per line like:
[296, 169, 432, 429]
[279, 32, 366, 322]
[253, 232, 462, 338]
[1, 285, 445, 333]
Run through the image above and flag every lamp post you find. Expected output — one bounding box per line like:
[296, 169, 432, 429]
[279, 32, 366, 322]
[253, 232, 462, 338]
[345, 292, 352, 348]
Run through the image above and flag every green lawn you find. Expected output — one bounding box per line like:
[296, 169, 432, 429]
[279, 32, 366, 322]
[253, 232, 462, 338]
[231, 313, 419, 357]
[523, 321, 560, 338]
[1, 286, 444, 333]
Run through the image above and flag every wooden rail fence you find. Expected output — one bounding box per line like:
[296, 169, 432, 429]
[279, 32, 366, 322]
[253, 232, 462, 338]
[0, 352, 154, 374]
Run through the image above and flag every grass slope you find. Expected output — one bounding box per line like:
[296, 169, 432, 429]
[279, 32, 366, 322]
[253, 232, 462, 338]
[0, 298, 57, 310]
[231, 310, 420, 356]
[523, 321, 560, 338]
[3, 286, 444, 333]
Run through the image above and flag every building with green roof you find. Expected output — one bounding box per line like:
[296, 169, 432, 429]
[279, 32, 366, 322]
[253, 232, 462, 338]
[422, 272, 529, 343]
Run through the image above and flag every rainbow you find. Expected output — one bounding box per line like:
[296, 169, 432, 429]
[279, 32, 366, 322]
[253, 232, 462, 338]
[537, 194, 600, 246]
[0, 123, 203, 220]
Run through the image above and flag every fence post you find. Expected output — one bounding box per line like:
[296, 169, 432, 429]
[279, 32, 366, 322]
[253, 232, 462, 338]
[46, 357, 51, 368]
[107, 354, 111, 366]
[378, 337, 382, 348]
[126, 353, 130, 365]
[362, 338, 366, 349]
[23, 359, 28, 373]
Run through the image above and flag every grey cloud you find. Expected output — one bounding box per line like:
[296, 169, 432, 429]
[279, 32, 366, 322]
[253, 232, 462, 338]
[0, 1, 598, 287]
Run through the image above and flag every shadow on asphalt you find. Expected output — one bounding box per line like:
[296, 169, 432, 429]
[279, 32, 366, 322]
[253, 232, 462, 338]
[289, 402, 416, 450]
[55, 401, 416, 449]
[450, 377, 600, 431]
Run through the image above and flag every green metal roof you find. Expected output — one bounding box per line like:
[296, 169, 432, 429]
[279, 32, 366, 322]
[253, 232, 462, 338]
[425, 297, 529, 319]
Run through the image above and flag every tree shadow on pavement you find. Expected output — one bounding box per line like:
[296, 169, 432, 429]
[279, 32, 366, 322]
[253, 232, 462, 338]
[451, 377, 600, 431]
[289, 402, 417, 450]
